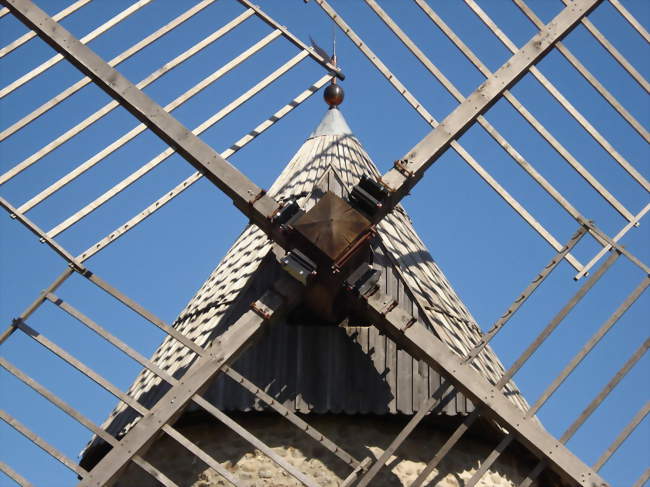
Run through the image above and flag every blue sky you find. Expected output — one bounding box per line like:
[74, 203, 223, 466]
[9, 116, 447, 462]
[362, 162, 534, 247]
[0, 0, 648, 485]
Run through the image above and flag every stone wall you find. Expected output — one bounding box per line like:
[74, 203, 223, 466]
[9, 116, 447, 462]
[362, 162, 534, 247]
[115, 414, 542, 486]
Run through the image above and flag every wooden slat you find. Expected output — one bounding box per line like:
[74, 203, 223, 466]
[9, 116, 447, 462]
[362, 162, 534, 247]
[77, 74, 331, 261]
[47, 49, 308, 237]
[0, 460, 34, 487]
[237, 0, 344, 80]
[192, 396, 320, 487]
[464, 275, 649, 486]
[222, 365, 360, 469]
[608, 0, 650, 43]
[531, 276, 648, 414]
[496, 251, 620, 389]
[4, 0, 283, 241]
[160, 426, 239, 486]
[0, 410, 87, 477]
[513, 0, 649, 143]
[410, 409, 481, 487]
[465, 225, 587, 362]
[0, 0, 233, 143]
[0, 0, 154, 99]
[519, 338, 650, 487]
[14, 319, 148, 415]
[314, 0, 585, 272]
[0, 0, 92, 58]
[575, 203, 650, 280]
[0, 268, 73, 345]
[465, 0, 649, 193]
[364, 289, 608, 486]
[594, 401, 650, 471]
[77, 276, 300, 487]
[563, 0, 650, 92]
[17, 30, 282, 214]
[0, 357, 177, 487]
[45, 292, 177, 385]
[413, 0, 636, 225]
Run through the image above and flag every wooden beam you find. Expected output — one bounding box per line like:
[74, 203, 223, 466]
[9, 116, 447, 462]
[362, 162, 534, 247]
[2, 0, 283, 244]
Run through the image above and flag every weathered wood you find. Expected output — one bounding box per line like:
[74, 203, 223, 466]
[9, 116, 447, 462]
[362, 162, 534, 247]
[77, 75, 330, 261]
[315, 0, 585, 272]
[0, 0, 154, 99]
[2, 0, 282, 241]
[48, 49, 308, 237]
[77, 276, 301, 486]
[0, 0, 91, 59]
[466, 0, 649, 192]
[18, 30, 282, 214]
[362, 288, 610, 486]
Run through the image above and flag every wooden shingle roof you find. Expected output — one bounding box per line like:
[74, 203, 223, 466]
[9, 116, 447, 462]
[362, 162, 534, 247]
[85, 108, 529, 458]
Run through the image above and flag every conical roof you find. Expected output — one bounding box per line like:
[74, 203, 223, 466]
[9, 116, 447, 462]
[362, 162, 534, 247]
[84, 108, 528, 460]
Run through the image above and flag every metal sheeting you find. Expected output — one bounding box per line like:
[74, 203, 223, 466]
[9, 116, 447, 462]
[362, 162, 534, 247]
[86, 108, 527, 459]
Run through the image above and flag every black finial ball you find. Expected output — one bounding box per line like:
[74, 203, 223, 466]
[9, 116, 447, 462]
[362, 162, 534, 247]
[324, 83, 344, 107]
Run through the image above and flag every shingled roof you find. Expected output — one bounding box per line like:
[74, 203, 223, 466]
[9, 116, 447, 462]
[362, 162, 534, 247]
[83, 107, 529, 462]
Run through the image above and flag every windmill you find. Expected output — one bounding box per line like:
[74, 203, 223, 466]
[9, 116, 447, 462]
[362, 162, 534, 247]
[0, 0, 648, 486]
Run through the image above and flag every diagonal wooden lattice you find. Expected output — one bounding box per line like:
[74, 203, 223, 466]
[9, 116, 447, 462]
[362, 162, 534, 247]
[0, 0, 648, 486]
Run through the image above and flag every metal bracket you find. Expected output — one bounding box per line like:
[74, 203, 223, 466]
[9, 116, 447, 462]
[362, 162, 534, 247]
[393, 159, 414, 178]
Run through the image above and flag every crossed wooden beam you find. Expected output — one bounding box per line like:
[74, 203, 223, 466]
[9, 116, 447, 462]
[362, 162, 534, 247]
[1, 0, 617, 486]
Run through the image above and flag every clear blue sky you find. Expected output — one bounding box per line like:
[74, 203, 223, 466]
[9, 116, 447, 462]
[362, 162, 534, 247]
[0, 0, 648, 485]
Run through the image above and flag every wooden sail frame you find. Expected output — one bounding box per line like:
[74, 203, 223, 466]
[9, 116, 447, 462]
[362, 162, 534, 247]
[0, 0, 647, 485]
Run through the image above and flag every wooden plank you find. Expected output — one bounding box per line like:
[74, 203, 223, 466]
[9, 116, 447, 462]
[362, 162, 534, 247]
[222, 365, 360, 469]
[14, 319, 148, 416]
[608, 0, 650, 43]
[465, 225, 587, 362]
[0, 460, 34, 487]
[237, 0, 344, 80]
[413, 0, 635, 225]
[513, 0, 649, 143]
[192, 396, 320, 487]
[0, 0, 154, 99]
[594, 401, 650, 471]
[161, 425, 239, 486]
[0, 357, 176, 487]
[467, 270, 647, 487]
[530, 276, 648, 414]
[410, 409, 481, 487]
[76, 74, 330, 261]
[0, 410, 87, 477]
[3, 0, 282, 239]
[564, 0, 650, 92]
[47, 49, 308, 237]
[466, 0, 649, 192]
[520, 338, 650, 487]
[496, 251, 619, 389]
[77, 276, 301, 486]
[0, 0, 237, 143]
[0, 268, 73, 345]
[315, 0, 585, 272]
[45, 292, 177, 385]
[18, 30, 282, 214]
[575, 204, 650, 280]
[0, 0, 92, 59]
[362, 289, 609, 487]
